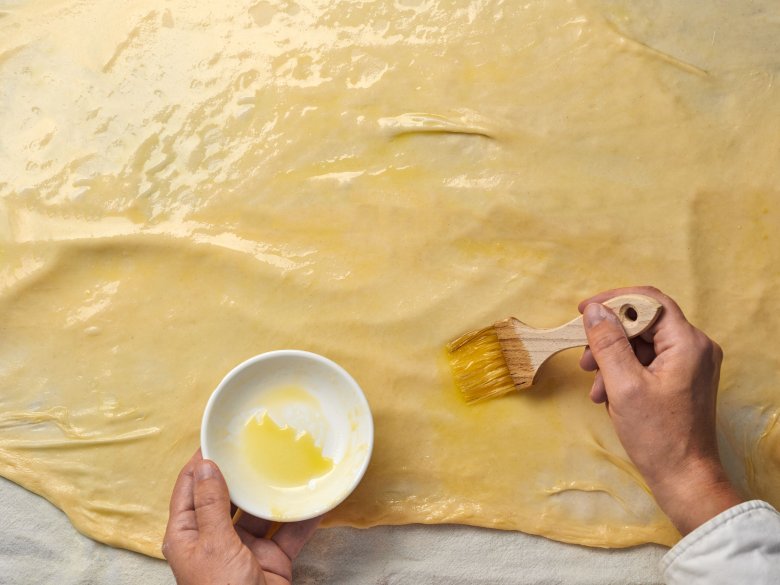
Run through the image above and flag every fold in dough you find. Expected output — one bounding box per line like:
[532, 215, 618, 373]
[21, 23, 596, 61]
[1, 0, 779, 558]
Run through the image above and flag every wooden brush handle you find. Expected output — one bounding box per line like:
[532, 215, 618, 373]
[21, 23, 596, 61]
[536, 294, 662, 348]
[601, 294, 662, 338]
[496, 294, 663, 390]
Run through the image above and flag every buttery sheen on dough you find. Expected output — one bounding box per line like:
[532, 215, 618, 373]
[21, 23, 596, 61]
[1, 0, 779, 559]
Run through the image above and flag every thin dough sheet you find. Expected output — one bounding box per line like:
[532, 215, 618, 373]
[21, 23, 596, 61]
[0, 0, 778, 558]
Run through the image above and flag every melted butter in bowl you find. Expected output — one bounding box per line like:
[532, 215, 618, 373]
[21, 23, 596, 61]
[242, 394, 333, 488]
[201, 351, 373, 522]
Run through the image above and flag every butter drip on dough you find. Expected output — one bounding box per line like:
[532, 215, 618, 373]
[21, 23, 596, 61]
[0, 0, 779, 558]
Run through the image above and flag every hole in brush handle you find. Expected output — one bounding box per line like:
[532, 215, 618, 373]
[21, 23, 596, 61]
[622, 305, 638, 321]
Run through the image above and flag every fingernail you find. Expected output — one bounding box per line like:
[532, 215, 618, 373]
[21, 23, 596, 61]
[584, 303, 608, 328]
[195, 460, 216, 481]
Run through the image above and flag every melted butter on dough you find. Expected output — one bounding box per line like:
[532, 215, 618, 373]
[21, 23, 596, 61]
[1, 0, 779, 558]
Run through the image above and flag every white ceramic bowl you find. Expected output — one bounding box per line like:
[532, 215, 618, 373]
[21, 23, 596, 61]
[201, 350, 373, 522]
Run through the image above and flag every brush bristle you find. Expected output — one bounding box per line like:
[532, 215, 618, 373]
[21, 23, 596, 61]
[446, 326, 516, 403]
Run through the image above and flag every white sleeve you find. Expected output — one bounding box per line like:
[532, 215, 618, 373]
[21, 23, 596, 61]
[661, 500, 780, 585]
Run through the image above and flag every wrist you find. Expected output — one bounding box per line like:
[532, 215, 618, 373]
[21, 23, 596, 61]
[649, 458, 744, 536]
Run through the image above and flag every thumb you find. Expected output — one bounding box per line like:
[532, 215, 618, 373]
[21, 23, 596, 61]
[193, 459, 234, 537]
[583, 303, 643, 393]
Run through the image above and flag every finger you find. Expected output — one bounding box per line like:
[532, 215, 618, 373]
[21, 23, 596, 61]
[239, 534, 293, 581]
[193, 459, 235, 538]
[582, 316, 657, 372]
[582, 303, 644, 391]
[236, 510, 272, 537]
[264, 572, 294, 585]
[585, 338, 654, 377]
[169, 450, 202, 519]
[163, 450, 202, 559]
[579, 347, 598, 371]
[589, 370, 607, 403]
[632, 338, 656, 366]
[272, 516, 322, 561]
[577, 286, 687, 325]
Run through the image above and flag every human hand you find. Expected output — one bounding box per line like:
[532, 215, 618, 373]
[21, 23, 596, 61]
[579, 286, 742, 535]
[163, 450, 320, 585]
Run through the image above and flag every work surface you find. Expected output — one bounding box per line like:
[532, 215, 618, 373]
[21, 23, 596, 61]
[0, 477, 667, 584]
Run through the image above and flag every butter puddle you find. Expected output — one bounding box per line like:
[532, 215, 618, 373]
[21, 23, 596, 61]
[243, 410, 333, 488]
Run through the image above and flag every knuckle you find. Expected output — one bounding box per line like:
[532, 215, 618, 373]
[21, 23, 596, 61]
[689, 329, 704, 345]
[632, 285, 665, 301]
[687, 331, 723, 365]
[196, 490, 222, 509]
[681, 327, 702, 348]
[591, 331, 628, 356]
[640, 285, 662, 296]
[710, 340, 724, 362]
[691, 330, 711, 352]
[620, 379, 644, 400]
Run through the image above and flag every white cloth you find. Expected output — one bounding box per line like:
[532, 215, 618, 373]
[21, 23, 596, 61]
[1, 476, 668, 585]
[662, 501, 780, 585]
[9, 476, 780, 584]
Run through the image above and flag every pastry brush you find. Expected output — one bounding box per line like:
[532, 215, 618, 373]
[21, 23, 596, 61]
[446, 294, 662, 403]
